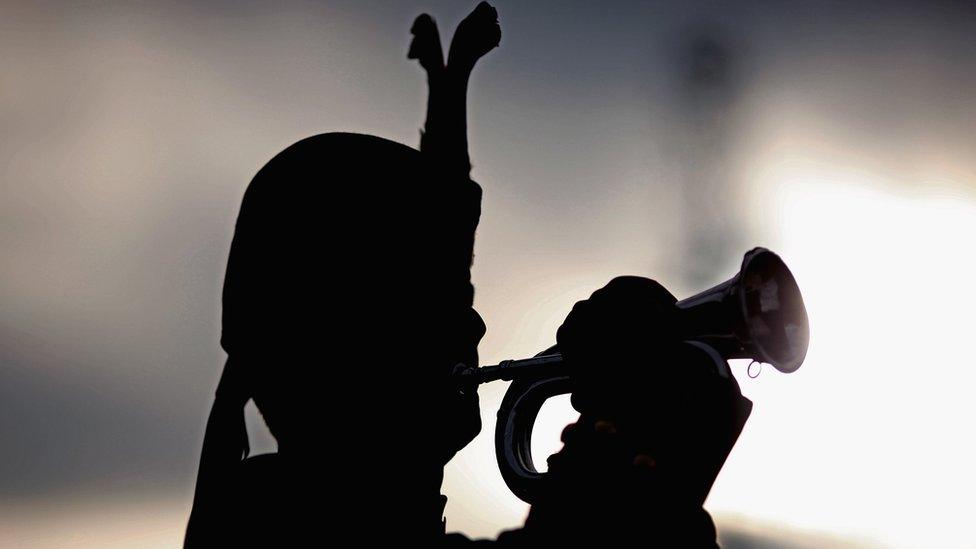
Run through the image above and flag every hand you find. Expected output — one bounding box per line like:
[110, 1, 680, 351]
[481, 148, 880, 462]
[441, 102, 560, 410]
[447, 1, 501, 74]
[525, 415, 720, 546]
[556, 276, 680, 416]
[547, 419, 660, 492]
[552, 276, 752, 506]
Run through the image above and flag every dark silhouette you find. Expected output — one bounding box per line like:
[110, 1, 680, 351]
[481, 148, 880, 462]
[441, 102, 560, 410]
[186, 3, 752, 546]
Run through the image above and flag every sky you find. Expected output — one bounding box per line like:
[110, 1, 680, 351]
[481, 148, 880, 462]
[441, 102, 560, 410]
[1, 1, 975, 546]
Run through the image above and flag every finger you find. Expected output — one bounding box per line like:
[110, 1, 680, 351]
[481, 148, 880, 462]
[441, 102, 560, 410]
[408, 14, 444, 71]
[447, 0, 501, 71]
[632, 453, 656, 469]
[560, 422, 579, 443]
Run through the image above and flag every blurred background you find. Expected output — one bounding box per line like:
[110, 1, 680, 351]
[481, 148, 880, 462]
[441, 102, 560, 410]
[1, 0, 974, 546]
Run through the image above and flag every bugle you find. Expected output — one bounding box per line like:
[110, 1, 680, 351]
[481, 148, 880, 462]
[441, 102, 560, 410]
[455, 247, 809, 503]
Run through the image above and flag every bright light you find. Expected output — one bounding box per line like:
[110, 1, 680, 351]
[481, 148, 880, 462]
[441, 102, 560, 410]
[707, 167, 976, 548]
[449, 166, 976, 548]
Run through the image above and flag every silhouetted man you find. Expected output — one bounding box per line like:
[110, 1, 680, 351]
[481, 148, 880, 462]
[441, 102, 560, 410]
[186, 3, 750, 546]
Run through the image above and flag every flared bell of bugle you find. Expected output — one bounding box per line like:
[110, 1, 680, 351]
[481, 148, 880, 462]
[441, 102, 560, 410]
[675, 247, 809, 373]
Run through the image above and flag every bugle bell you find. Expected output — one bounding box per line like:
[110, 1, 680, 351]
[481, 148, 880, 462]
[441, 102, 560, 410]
[455, 247, 809, 503]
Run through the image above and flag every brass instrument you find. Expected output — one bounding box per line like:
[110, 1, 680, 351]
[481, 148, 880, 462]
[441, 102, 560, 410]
[456, 247, 810, 503]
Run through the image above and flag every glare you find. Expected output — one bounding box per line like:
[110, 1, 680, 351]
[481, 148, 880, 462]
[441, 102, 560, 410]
[707, 167, 976, 548]
[449, 166, 976, 548]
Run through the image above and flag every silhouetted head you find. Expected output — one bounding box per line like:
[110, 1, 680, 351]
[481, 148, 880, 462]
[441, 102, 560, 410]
[189, 6, 501, 541]
[221, 132, 485, 466]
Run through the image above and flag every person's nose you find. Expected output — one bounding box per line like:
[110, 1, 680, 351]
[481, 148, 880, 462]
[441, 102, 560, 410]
[470, 308, 487, 343]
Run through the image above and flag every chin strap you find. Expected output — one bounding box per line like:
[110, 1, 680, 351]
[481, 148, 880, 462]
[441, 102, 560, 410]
[184, 357, 251, 547]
